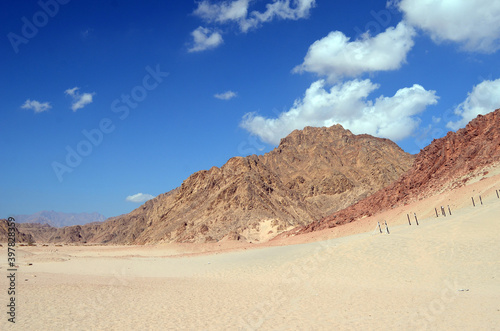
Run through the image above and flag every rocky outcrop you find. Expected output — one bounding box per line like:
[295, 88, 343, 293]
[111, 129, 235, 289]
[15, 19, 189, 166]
[0, 219, 35, 244]
[16, 223, 57, 243]
[291, 109, 500, 235]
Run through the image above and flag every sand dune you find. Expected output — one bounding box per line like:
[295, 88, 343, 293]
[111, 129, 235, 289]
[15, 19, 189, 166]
[1, 173, 499, 330]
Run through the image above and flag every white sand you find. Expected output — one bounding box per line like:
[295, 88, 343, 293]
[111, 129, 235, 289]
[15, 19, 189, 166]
[1, 171, 499, 330]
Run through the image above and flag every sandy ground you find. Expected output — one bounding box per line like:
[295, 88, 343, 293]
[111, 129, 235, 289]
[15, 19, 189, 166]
[1, 171, 500, 330]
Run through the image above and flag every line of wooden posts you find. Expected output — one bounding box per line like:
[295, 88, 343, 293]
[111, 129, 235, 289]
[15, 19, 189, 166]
[377, 189, 499, 235]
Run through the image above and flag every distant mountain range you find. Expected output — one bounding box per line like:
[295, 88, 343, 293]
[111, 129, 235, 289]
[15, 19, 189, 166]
[13, 211, 106, 227]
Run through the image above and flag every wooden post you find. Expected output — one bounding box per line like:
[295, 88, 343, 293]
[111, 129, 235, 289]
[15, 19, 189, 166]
[385, 220, 390, 234]
[441, 206, 446, 217]
[448, 205, 452, 215]
[407, 214, 411, 225]
[479, 195, 483, 205]
[435, 208, 439, 217]
[472, 197, 475, 207]
[378, 221, 382, 234]
[496, 190, 499, 199]
[414, 213, 419, 226]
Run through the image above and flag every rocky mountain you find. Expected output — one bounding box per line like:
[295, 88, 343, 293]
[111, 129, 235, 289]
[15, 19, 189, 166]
[30, 125, 414, 244]
[16, 223, 56, 243]
[290, 109, 500, 235]
[0, 219, 35, 244]
[14, 211, 106, 227]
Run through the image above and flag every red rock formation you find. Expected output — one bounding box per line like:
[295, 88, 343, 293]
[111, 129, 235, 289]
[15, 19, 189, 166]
[292, 109, 500, 235]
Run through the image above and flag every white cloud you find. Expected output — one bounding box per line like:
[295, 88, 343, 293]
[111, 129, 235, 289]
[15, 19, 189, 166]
[241, 79, 438, 144]
[194, 0, 250, 24]
[446, 78, 500, 130]
[395, 0, 500, 53]
[21, 99, 51, 113]
[214, 90, 237, 100]
[294, 21, 415, 82]
[188, 26, 224, 52]
[242, 0, 316, 31]
[65, 87, 79, 96]
[193, 0, 316, 32]
[64, 87, 95, 112]
[72, 93, 94, 111]
[125, 193, 155, 203]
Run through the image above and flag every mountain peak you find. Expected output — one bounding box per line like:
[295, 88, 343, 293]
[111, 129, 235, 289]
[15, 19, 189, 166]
[30, 125, 414, 244]
[278, 124, 354, 149]
[294, 108, 500, 235]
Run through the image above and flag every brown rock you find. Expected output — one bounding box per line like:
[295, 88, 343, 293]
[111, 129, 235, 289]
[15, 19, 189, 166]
[63, 125, 414, 244]
[291, 108, 500, 235]
[29, 124, 414, 244]
[0, 219, 35, 243]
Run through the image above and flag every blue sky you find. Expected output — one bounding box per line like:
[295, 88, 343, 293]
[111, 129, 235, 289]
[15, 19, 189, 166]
[2, 0, 500, 219]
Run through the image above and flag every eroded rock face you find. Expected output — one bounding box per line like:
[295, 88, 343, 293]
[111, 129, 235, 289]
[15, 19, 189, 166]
[31, 124, 415, 244]
[0, 219, 35, 243]
[292, 109, 500, 235]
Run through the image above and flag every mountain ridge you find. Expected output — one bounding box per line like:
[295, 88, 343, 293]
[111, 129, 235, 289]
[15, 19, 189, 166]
[22, 124, 414, 244]
[285, 108, 500, 236]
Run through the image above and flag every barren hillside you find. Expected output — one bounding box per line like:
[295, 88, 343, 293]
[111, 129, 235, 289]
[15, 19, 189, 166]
[30, 125, 414, 244]
[288, 109, 500, 236]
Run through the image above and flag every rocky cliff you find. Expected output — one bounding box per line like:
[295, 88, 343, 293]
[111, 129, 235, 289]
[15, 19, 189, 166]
[292, 109, 500, 235]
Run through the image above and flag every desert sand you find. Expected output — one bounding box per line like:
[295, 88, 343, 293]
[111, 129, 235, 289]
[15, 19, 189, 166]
[1, 171, 499, 330]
